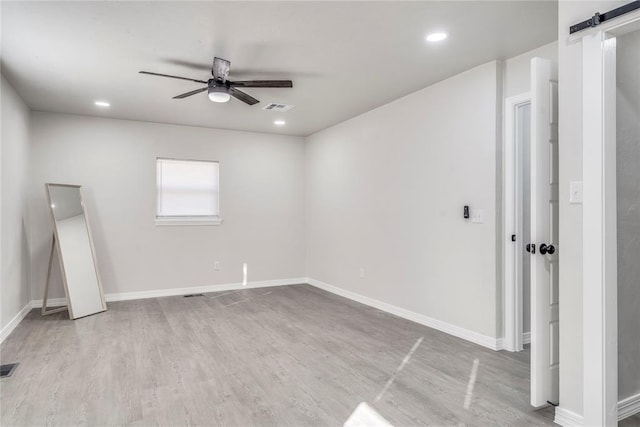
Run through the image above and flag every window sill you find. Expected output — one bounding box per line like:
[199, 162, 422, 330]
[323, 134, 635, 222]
[155, 217, 222, 226]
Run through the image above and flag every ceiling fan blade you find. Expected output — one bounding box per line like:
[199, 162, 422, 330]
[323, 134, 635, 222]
[139, 71, 208, 84]
[229, 87, 259, 105]
[229, 80, 293, 88]
[172, 87, 208, 99]
[212, 57, 230, 82]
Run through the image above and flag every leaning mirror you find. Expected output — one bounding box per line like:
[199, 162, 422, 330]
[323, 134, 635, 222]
[44, 183, 106, 319]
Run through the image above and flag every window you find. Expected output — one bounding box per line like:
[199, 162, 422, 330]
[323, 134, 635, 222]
[156, 158, 220, 225]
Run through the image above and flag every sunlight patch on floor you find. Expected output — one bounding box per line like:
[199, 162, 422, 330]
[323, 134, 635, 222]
[344, 402, 394, 427]
[375, 336, 424, 402]
[463, 358, 480, 409]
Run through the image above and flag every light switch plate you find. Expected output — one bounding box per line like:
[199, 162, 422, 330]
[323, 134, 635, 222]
[570, 181, 583, 204]
[471, 209, 484, 224]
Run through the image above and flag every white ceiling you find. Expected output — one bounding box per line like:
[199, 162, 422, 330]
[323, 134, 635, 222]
[1, 1, 557, 137]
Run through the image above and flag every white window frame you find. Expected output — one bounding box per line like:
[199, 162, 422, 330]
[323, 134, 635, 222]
[155, 157, 222, 226]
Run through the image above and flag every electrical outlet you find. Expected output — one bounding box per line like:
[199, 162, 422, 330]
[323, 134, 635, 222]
[359, 267, 365, 278]
[214, 261, 220, 271]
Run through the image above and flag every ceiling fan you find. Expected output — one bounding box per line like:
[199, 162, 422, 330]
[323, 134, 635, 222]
[139, 57, 293, 106]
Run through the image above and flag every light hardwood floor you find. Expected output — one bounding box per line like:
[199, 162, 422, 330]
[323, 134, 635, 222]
[1, 284, 558, 426]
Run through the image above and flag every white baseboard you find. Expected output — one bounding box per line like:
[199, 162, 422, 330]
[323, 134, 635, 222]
[30, 278, 307, 308]
[0, 302, 33, 344]
[619, 392, 640, 421]
[554, 407, 584, 426]
[103, 277, 306, 302]
[493, 332, 530, 351]
[306, 278, 501, 351]
[30, 297, 67, 308]
[553, 393, 640, 426]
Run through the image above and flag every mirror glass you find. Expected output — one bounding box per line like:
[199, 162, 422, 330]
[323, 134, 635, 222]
[46, 184, 106, 319]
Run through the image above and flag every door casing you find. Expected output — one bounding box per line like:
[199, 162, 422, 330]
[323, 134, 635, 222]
[503, 93, 531, 353]
[579, 11, 640, 426]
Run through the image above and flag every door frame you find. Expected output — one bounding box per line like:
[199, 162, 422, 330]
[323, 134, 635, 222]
[581, 15, 640, 426]
[503, 92, 531, 352]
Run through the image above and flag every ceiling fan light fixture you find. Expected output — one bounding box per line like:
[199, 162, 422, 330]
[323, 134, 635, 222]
[208, 86, 231, 103]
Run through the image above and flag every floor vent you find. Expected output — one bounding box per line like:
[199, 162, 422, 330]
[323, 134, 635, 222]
[0, 363, 19, 378]
[184, 293, 204, 298]
[262, 103, 295, 112]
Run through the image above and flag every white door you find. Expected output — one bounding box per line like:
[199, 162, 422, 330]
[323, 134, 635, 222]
[529, 57, 559, 407]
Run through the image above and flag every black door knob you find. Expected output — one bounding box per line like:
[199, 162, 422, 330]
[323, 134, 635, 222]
[526, 243, 536, 254]
[539, 244, 556, 255]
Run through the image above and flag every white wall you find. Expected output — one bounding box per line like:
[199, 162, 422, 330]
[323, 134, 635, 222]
[306, 61, 501, 339]
[28, 113, 306, 299]
[1, 75, 31, 331]
[504, 42, 558, 99]
[557, 0, 629, 418]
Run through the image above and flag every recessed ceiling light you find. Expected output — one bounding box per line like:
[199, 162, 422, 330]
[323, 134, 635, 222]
[94, 101, 110, 107]
[426, 32, 448, 42]
[274, 120, 286, 126]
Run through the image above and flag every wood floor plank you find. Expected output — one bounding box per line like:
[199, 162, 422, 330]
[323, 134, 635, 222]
[1, 284, 557, 426]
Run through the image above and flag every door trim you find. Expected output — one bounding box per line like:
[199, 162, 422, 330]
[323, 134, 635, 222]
[580, 14, 640, 426]
[503, 92, 530, 352]
[582, 30, 619, 427]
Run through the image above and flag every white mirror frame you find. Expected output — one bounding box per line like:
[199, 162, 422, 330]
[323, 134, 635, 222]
[44, 183, 107, 319]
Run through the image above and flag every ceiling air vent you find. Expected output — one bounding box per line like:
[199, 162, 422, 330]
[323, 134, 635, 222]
[262, 103, 295, 112]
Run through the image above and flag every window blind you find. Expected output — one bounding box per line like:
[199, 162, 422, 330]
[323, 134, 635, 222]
[156, 158, 219, 218]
